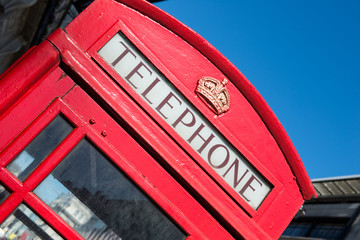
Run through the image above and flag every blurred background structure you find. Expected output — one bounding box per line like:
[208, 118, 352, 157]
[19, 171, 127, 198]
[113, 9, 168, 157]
[282, 175, 360, 240]
[0, 0, 162, 74]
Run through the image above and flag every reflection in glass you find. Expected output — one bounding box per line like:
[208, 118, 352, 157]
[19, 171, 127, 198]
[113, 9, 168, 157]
[7, 115, 73, 182]
[35, 175, 120, 240]
[0, 204, 63, 240]
[0, 185, 10, 205]
[34, 139, 186, 240]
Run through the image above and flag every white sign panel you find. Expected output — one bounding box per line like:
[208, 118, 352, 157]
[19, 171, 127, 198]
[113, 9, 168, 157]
[98, 32, 271, 210]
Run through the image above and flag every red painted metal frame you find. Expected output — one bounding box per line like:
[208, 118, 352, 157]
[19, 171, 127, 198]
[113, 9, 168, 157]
[0, 41, 60, 118]
[85, 19, 288, 239]
[0, 54, 74, 152]
[0, 66, 233, 239]
[60, 0, 316, 239]
[65, 0, 315, 200]
[0, 98, 85, 239]
[119, 0, 316, 201]
[62, 85, 233, 239]
[88, 20, 282, 218]
[46, 28, 270, 239]
[0, 0, 317, 239]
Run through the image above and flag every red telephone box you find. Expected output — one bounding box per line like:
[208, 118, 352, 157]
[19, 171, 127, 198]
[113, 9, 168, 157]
[0, 0, 316, 239]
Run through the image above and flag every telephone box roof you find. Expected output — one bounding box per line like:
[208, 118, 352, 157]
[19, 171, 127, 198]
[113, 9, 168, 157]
[88, 0, 316, 200]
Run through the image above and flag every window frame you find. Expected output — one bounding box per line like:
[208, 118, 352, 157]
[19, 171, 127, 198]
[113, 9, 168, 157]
[88, 20, 282, 217]
[0, 82, 233, 239]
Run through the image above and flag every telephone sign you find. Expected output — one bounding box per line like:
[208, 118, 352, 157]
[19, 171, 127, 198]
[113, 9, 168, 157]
[98, 32, 271, 210]
[0, 0, 316, 239]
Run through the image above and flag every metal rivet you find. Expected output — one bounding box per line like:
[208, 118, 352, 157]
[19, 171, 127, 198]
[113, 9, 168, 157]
[101, 130, 107, 137]
[89, 118, 96, 124]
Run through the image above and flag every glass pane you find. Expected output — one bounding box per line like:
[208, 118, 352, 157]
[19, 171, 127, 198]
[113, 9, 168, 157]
[0, 204, 63, 240]
[7, 115, 73, 181]
[35, 175, 121, 240]
[0, 185, 10, 205]
[34, 139, 186, 240]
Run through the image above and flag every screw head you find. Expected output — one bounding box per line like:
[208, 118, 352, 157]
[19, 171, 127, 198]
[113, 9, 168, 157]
[89, 118, 96, 124]
[101, 130, 107, 137]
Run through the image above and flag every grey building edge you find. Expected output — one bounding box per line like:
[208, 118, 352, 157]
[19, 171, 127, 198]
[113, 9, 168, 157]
[281, 175, 360, 240]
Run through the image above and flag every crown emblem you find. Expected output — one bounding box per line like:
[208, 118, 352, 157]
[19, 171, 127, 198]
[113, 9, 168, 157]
[195, 77, 230, 115]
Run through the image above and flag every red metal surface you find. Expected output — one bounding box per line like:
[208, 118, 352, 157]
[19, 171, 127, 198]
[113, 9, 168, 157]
[0, 67, 74, 152]
[0, 99, 84, 239]
[0, 0, 317, 239]
[122, 0, 316, 200]
[25, 192, 84, 240]
[65, 0, 315, 200]
[47, 28, 269, 239]
[63, 85, 233, 239]
[61, 0, 315, 238]
[0, 58, 233, 238]
[0, 41, 60, 118]
[88, 19, 283, 218]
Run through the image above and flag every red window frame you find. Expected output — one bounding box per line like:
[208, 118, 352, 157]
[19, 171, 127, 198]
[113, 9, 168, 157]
[45, 27, 280, 238]
[87, 20, 282, 217]
[0, 73, 233, 239]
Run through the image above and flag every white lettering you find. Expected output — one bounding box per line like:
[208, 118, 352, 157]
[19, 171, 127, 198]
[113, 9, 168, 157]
[98, 32, 272, 210]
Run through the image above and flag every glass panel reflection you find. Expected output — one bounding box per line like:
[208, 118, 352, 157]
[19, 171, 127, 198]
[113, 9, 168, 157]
[35, 175, 120, 240]
[0, 185, 10, 205]
[7, 115, 73, 182]
[0, 204, 63, 240]
[34, 139, 186, 240]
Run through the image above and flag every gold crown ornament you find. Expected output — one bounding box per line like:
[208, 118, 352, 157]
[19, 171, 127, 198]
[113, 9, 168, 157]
[195, 77, 231, 115]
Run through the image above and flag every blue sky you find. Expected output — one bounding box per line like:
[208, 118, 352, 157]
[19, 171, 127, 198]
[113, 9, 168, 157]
[154, 1, 360, 179]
